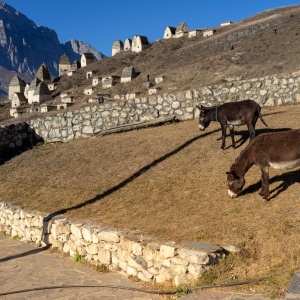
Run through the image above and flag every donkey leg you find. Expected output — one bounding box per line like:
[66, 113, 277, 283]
[221, 125, 227, 149]
[258, 166, 270, 201]
[247, 123, 256, 142]
[229, 125, 236, 148]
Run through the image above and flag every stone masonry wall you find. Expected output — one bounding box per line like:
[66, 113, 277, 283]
[34, 68, 300, 142]
[0, 202, 225, 286]
[0, 122, 39, 160]
[1, 70, 300, 149]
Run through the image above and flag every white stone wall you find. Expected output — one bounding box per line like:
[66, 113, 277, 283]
[0, 202, 225, 286]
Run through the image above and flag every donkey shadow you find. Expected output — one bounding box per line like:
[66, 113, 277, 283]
[229, 127, 292, 150]
[241, 168, 300, 201]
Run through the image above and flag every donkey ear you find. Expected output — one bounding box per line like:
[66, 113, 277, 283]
[226, 171, 233, 177]
[226, 170, 238, 179]
[196, 105, 205, 111]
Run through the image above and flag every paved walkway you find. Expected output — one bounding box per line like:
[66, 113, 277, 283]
[0, 234, 163, 300]
[1, 234, 299, 300]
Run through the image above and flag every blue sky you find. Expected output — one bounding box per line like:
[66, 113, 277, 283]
[3, 0, 300, 57]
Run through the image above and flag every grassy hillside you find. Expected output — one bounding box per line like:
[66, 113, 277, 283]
[1, 103, 300, 297]
[1, 5, 300, 298]
[1, 4, 300, 124]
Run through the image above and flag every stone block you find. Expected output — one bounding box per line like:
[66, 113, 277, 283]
[178, 248, 209, 265]
[127, 266, 138, 276]
[97, 231, 120, 243]
[97, 248, 111, 264]
[82, 227, 93, 243]
[70, 224, 83, 239]
[160, 245, 176, 259]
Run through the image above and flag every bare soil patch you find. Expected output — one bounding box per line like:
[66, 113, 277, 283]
[1, 104, 300, 297]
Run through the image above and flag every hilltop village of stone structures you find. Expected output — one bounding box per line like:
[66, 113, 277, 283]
[8, 21, 231, 119]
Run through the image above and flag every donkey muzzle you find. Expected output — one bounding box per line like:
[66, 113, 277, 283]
[227, 189, 237, 198]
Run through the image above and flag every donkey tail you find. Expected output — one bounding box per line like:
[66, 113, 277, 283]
[257, 105, 269, 127]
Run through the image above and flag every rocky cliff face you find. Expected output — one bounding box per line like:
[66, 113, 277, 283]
[0, 1, 105, 98]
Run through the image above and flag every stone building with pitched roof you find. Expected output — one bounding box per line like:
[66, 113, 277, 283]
[71, 60, 81, 71]
[81, 53, 95, 67]
[175, 22, 189, 38]
[102, 76, 120, 88]
[112, 40, 124, 56]
[164, 26, 176, 39]
[27, 78, 41, 104]
[31, 82, 52, 104]
[188, 30, 202, 38]
[8, 74, 26, 100]
[36, 63, 51, 85]
[121, 66, 136, 83]
[59, 54, 71, 76]
[11, 92, 27, 107]
[124, 38, 132, 51]
[203, 28, 216, 37]
[132, 35, 149, 53]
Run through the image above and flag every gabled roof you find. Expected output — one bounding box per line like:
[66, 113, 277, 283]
[33, 82, 51, 96]
[176, 22, 189, 33]
[82, 53, 95, 60]
[72, 60, 81, 69]
[121, 66, 135, 77]
[13, 92, 27, 102]
[133, 35, 149, 45]
[10, 74, 26, 87]
[29, 77, 41, 90]
[59, 54, 70, 65]
[36, 63, 51, 82]
[112, 40, 124, 48]
[138, 35, 149, 45]
[166, 26, 176, 34]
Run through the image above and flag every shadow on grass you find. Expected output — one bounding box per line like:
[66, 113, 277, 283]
[229, 127, 292, 150]
[240, 168, 300, 201]
[44, 128, 221, 221]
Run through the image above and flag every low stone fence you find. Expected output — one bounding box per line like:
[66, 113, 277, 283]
[28, 70, 300, 143]
[0, 202, 226, 286]
[1, 70, 300, 152]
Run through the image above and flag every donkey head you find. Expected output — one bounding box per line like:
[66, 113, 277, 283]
[226, 169, 245, 198]
[196, 105, 212, 131]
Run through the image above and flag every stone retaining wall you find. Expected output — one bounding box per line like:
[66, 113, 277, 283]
[0, 122, 38, 157]
[0, 202, 225, 286]
[1, 71, 300, 152]
[27, 71, 300, 143]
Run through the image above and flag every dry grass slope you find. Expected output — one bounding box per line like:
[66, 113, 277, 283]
[1, 104, 300, 297]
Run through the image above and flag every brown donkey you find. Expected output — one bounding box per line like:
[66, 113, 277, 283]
[197, 100, 268, 149]
[226, 129, 300, 201]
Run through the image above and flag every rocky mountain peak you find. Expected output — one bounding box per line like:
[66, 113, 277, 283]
[0, 1, 105, 98]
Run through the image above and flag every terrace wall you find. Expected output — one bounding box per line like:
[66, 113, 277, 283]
[0, 202, 225, 286]
[1, 71, 300, 150]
